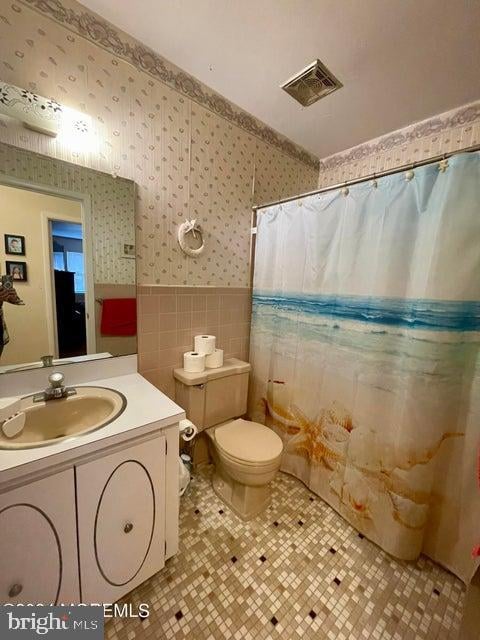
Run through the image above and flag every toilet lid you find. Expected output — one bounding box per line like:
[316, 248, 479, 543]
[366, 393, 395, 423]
[215, 419, 283, 464]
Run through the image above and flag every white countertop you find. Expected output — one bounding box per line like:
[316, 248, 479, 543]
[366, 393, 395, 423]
[0, 372, 185, 485]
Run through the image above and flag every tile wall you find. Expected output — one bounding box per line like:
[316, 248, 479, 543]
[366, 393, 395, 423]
[137, 286, 251, 397]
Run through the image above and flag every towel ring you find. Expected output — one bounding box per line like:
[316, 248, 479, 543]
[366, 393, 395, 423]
[177, 219, 205, 257]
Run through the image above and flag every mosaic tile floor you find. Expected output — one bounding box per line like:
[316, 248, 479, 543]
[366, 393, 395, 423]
[106, 467, 465, 640]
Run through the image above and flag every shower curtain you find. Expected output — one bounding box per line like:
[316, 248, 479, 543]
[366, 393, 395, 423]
[249, 152, 480, 583]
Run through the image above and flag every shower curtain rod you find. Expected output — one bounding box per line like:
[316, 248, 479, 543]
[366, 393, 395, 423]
[252, 142, 480, 212]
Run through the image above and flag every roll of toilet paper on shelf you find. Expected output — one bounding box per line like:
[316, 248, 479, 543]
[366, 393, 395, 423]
[183, 351, 206, 373]
[194, 334, 216, 355]
[205, 348, 224, 369]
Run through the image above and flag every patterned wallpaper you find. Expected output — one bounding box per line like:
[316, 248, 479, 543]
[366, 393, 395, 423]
[318, 100, 480, 187]
[0, 142, 135, 284]
[0, 0, 318, 287]
[22, 0, 318, 170]
[254, 138, 318, 206]
[188, 105, 254, 286]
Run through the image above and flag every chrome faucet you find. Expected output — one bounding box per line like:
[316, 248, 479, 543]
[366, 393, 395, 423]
[33, 372, 77, 403]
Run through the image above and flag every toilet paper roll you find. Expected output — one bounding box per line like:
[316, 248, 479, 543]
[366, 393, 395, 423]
[179, 419, 198, 441]
[205, 348, 224, 369]
[194, 334, 216, 355]
[183, 351, 206, 373]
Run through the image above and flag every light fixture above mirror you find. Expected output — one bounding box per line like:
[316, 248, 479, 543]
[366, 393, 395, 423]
[0, 81, 92, 148]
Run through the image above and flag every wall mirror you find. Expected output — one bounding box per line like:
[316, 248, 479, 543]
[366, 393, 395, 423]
[0, 142, 136, 374]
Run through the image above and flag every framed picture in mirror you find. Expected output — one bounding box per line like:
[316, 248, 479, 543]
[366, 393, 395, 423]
[4, 234, 26, 256]
[122, 243, 135, 259]
[5, 260, 28, 282]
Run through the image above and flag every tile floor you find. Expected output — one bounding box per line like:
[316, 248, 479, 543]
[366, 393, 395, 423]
[106, 467, 465, 640]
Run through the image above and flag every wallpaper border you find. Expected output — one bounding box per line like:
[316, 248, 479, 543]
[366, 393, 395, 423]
[19, 0, 319, 170]
[318, 100, 480, 171]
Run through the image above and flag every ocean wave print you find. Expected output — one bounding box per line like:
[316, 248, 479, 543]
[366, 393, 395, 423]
[252, 293, 480, 332]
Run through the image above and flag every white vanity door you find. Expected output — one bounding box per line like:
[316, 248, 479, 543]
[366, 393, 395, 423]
[76, 435, 166, 603]
[0, 470, 80, 604]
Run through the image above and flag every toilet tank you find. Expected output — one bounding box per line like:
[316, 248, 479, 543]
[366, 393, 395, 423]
[173, 358, 251, 430]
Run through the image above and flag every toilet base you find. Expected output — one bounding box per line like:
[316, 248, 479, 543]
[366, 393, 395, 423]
[211, 468, 271, 521]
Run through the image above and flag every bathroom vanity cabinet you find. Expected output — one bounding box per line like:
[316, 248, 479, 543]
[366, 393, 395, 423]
[76, 436, 166, 603]
[0, 469, 79, 604]
[0, 430, 175, 605]
[0, 370, 183, 607]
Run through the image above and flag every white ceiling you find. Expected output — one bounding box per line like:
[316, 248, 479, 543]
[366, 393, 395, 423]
[81, 0, 480, 159]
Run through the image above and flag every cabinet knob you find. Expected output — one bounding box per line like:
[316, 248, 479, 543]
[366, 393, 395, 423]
[124, 522, 134, 534]
[9, 584, 23, 598]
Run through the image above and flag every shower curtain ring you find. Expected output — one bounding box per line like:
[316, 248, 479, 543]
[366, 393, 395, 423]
[341, 182, 349, 196]
[405, 163, 415, 181]
[439, 154, 449, 173]
[371, 173, 378, 188]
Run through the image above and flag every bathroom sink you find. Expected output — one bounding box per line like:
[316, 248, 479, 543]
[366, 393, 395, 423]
[0, 387, 126, 450]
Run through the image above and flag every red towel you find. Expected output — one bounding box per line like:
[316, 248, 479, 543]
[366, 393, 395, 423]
[100, 298, 137, 336]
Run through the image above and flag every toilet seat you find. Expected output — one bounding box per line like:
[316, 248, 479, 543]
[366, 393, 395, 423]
[214, 419, 283, 466]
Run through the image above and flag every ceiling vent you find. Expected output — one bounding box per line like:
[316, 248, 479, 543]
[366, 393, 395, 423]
[281, 59, 342, 107]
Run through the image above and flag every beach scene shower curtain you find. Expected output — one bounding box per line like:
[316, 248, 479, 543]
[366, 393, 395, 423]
[249, 153, 480, 582]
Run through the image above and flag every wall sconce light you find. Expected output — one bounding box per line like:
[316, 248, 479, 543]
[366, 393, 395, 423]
[0, 81, 91, 147]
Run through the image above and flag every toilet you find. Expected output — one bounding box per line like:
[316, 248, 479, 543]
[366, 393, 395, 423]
[174, 358, 283, 520]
